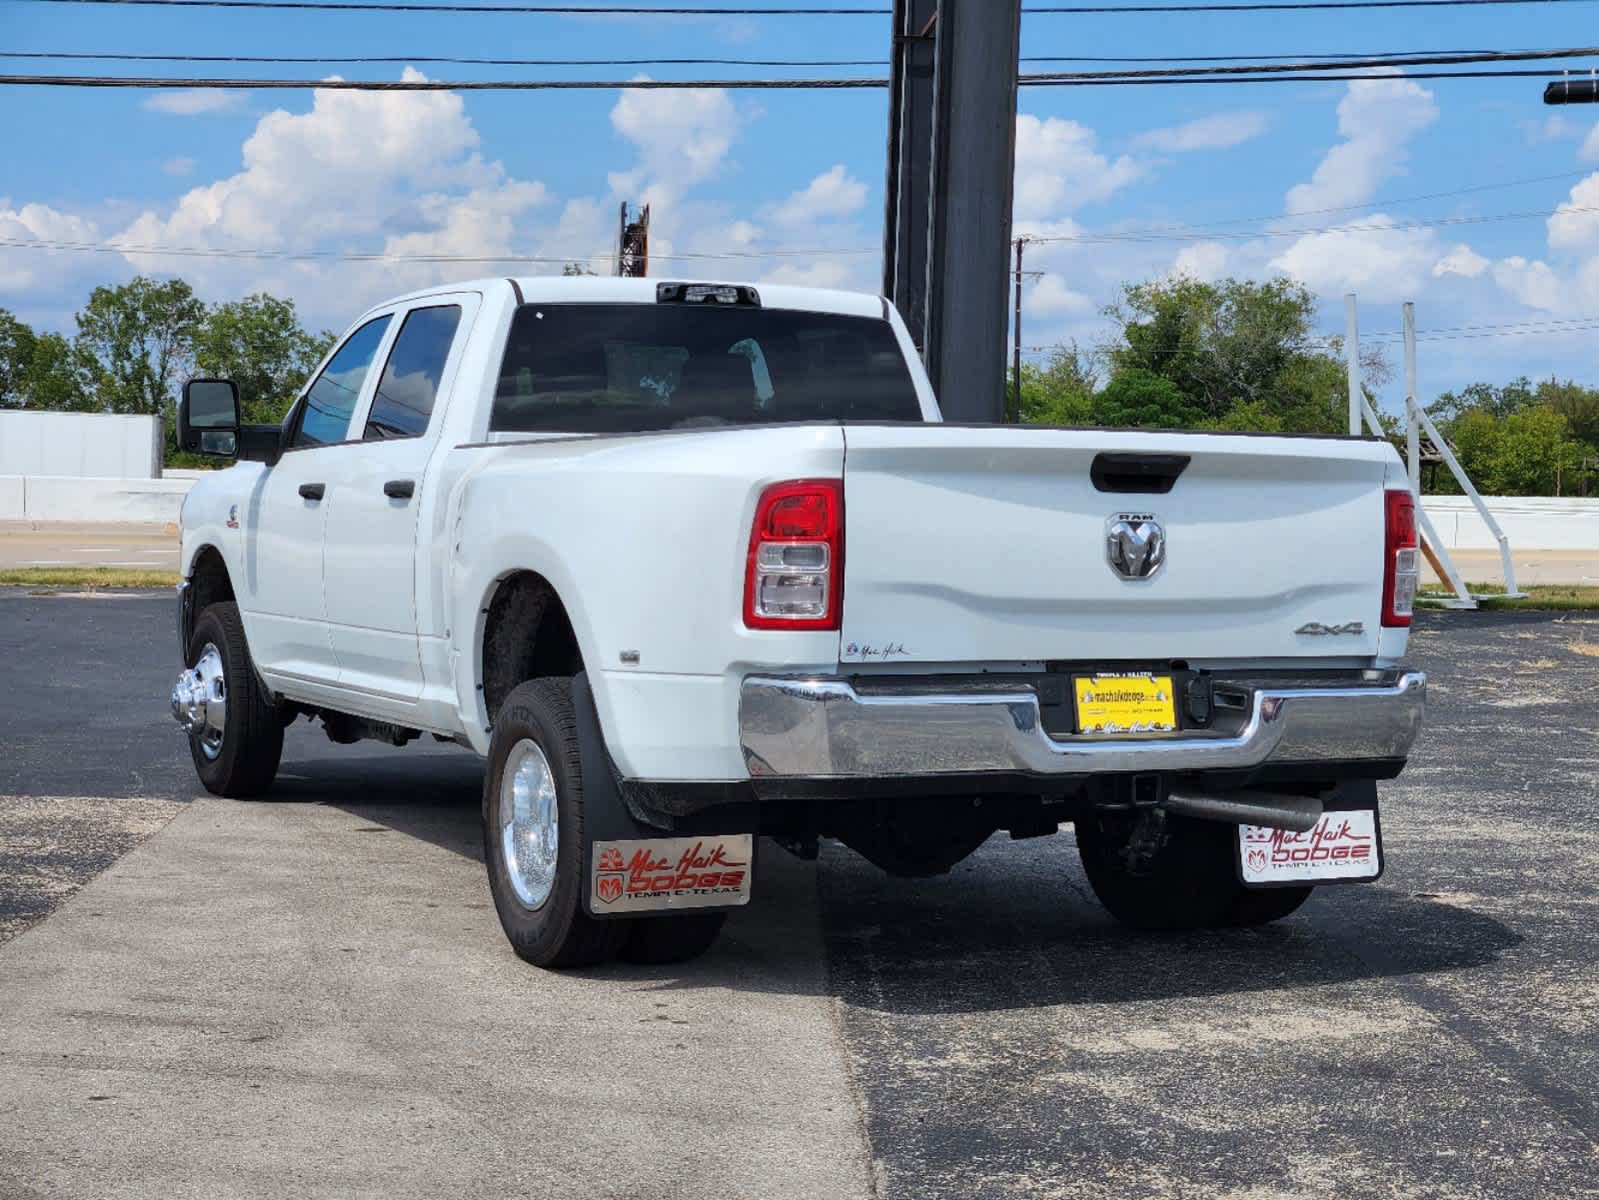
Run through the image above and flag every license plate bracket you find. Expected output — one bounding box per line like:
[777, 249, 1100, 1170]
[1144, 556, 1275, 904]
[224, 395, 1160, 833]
[1237, 809, 1384, 888]
[1072, 672, 1177, 735]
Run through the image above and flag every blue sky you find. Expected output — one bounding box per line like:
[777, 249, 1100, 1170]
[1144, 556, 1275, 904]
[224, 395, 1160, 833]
[5, 0, 1599, 408]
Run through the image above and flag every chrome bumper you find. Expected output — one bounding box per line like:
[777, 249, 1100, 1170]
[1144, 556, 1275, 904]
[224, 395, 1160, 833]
[738, 671, 1426, 779]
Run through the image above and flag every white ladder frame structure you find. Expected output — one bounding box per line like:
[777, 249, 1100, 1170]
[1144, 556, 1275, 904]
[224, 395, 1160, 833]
[1345, 296, 1524, 609]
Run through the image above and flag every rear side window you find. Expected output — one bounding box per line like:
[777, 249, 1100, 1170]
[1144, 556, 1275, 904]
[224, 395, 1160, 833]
[364, 305, 462, 440]
[291, 315, 391, 448]
[490, 303, 922, 434]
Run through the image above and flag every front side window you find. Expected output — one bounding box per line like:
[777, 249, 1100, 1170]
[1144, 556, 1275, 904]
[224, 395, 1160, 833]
[364, 305, 463, 440]
[290, 315, 391, 448]
[490, 303, 922, 434]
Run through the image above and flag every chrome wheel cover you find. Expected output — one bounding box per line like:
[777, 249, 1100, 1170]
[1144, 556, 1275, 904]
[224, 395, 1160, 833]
[500, 738, 560, 910]
[182, 642, 228, 760]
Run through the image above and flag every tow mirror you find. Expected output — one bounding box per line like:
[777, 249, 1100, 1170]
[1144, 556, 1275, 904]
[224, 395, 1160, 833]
[179, 378, 241, 457]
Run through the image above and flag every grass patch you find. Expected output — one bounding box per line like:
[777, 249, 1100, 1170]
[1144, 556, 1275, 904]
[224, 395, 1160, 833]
[1418, 582, 1599, 612]
[0, 567, 179, 590]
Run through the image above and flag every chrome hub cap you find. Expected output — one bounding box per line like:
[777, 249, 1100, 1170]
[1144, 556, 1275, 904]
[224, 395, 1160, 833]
[501, 738, 559, 909]
[171, 643, 227, 759]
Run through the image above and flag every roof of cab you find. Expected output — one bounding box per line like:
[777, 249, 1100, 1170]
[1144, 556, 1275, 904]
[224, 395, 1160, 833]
[369, 275, 889, 321]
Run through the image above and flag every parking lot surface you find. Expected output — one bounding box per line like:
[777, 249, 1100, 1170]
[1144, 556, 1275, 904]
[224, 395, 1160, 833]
[1, 588, 1595, 1199]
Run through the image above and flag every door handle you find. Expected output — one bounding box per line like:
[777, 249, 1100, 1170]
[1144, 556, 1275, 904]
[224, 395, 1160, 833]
[298, 482, 325, 501]
[383, 479, 416, 500]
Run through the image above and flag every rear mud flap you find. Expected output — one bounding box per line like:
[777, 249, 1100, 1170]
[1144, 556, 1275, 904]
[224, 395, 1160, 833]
[1236, 779, 1384, 888]
[573, 672, 758, 919]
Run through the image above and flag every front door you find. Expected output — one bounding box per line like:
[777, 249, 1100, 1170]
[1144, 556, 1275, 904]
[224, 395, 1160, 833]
[239, 313, 392, 685]
[323, 298, 473, 700]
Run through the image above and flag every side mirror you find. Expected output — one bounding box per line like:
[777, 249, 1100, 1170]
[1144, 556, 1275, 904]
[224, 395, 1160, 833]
[179, 378, 241, 457]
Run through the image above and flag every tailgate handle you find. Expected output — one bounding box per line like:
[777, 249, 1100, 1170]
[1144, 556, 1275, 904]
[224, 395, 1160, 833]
[1090, 452, 1190, 495]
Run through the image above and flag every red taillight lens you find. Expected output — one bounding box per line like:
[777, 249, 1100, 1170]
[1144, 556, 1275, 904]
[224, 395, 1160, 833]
[744, 479, 843, 631]
[1383, 488, 1420, 628]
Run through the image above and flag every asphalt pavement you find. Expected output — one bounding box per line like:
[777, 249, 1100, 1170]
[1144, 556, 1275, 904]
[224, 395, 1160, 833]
[1, 588, 1596, 1199]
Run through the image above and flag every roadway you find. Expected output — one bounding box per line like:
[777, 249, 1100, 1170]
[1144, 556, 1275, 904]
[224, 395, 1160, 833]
[1, 590, 1596, 1198]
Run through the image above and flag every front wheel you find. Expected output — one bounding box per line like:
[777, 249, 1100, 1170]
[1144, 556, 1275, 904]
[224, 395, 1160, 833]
[482, 678, 628, 968]
[182, 602, 283, 797]
[1075, 812, 1313, 930]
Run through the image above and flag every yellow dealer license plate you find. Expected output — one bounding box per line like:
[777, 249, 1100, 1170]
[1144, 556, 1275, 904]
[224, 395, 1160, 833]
[1073, 673, 1177, 735]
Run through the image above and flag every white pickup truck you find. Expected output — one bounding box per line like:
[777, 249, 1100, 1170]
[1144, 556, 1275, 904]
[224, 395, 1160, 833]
[170, 276, 1425, 967]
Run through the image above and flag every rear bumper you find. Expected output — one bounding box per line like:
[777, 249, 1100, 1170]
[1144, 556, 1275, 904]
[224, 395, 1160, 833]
[738, 671, 1425, 779]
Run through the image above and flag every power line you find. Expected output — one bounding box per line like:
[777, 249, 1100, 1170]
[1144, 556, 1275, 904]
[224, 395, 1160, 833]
[0, 233, 880, 263]
[7, 46, 1599, 74]
[0, 65, 1582, 90]
[9, 0, 1595, 13]
[1027, 204, 1599, 245]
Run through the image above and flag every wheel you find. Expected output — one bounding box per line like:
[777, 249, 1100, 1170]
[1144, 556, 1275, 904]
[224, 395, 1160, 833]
[482, 677, 628, 968]
[181, 602, 283, 797]
[620, 912, 727, 965]
[1075, 812, 1313, 930]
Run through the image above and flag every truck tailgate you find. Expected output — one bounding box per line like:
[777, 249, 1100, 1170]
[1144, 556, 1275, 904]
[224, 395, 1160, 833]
[839, 425, 1397, 665]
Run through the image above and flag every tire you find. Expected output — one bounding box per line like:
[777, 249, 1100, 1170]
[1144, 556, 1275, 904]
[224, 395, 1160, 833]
[482, 678, 628, 968]
[1225, 883, 1313, 927]
[185, 601, 284, 798]
[620, 912, 727, 965]
[1075, 812, 1313, 930]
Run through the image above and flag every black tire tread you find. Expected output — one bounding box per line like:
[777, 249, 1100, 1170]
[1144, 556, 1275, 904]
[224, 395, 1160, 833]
[187, 601, 283, 798]
[620, 912, 727, 965]
[484, 677, 628, 969]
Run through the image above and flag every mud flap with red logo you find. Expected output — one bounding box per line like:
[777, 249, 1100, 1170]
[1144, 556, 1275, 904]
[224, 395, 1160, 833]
[572, 672, 757, 919]
[1236, 780, 1384, 888]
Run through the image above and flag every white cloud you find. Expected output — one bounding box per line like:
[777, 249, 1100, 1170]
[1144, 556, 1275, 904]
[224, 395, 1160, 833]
[607, 78, 738, 208]
[1014, 114, 1142, 219]
[1493, 256, 1563, 311]
[162, 156, 196, 177]
[143, 89, 243, 116]
[1171, 241, 1231, 282]
[1269, 216, 1443, 301]
[1548, 173, 1599, 252]
[0, 201, 102, 291]
[1028, 274, 1093, 316]
[758, 259, 854, 290]
[771, 165, 867, 226]
[1284, 74, 1438, 216]
[1133, 111, 1267, 153]
[1433, 244, 1489, 279]
[1581, 125, 1599, 161]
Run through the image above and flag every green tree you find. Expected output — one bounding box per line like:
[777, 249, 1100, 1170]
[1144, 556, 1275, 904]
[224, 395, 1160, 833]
[1093, 368, 1202, 429]
[0, 309, 37, 408]
[23, 333, 91, 411]
[1102, 275, 1385, 430]
[1016, 343, 1096, 425]
[1492, 405, 1573, 495]
[193, 294, 334, 425]
[73, 276, 205, 415]
[1535, 378, 1599, 445]
[1428, 378, 1535, 425]
[562, 262, 598, 276]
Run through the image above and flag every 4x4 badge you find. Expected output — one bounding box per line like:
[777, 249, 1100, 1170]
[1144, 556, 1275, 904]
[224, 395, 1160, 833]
[1295, 621, 1366, 636]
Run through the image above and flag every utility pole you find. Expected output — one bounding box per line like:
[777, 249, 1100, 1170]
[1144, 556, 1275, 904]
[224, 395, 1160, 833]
[1404, 301, 1420, 496]
[1011, 236, 1027, 423]
[883, 0, 1024, 422]
[1344, 293, 1362, 436]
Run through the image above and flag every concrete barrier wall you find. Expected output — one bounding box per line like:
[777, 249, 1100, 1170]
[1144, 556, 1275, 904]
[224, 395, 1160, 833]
[0, 412, 164, 479]
[1421, 496, 1599, 552]
[1, 469, 1597, 547]
[0, 475, 193, 524]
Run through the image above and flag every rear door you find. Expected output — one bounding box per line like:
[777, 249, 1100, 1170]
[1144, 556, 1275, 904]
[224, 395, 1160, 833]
[839, 424, 1395, 666]
[322, 294, 476, 700]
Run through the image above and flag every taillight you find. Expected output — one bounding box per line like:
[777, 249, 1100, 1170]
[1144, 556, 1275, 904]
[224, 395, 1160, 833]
[744, 479, 843, 630]
[1383, 488, 1419, 627]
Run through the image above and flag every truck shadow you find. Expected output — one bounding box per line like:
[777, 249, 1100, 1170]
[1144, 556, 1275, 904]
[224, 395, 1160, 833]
[304, 758, 1521, 1014]
[807, 838, 1524, 1014]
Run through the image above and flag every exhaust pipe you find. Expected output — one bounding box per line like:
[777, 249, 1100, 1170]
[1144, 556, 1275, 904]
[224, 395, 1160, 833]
[1164, 790, 1323, 833]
